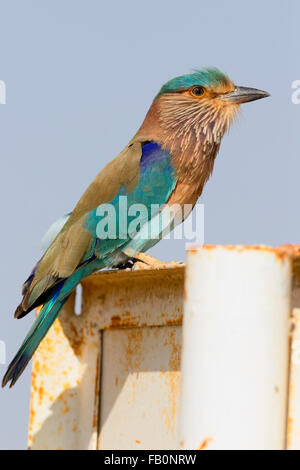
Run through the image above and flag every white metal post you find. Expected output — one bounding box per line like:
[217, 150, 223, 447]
[179, 245, 292, 450]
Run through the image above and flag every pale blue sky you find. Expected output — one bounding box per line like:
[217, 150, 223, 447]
[0, 0, 298, 449]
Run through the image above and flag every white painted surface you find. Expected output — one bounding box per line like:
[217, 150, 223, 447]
[179, 246, 293, 450]
[99, 326, 181, 450]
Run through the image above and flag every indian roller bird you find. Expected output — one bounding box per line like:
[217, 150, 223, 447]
[2, 68, 269, 387]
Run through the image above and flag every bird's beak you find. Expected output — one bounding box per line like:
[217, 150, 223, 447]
[222, 86, 270, 104]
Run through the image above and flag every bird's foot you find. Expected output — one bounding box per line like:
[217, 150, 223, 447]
[114, 257, 141, 270]
[131, 252, 167, 271]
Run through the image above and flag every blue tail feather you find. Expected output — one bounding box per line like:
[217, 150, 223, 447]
[2, 282, 69, 388]
[3, 257, 105, 388]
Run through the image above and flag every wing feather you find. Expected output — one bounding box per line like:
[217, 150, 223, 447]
[18, 140, 177, 315]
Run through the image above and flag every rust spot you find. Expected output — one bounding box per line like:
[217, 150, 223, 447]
[53, 320, 62, 336]
[110, 313, 139, 328]
[124, 329, 144, 370]
[116, 298, 127, 307]
[166, 316, 183, 326]
[115, 376, 119, 387]
[111, 315, 121, 326]
[180, 440, 184, 448]
[135, 440, 141, 445]
[279, 244, 300, 258]
[82, 262, 184, 293]
[165, 328, 180, 371]
[63, 405, 70, 414]
[67, 322, 84, 356]
[58, 395, 68, 406]
[198, 437, 214, 450]
[287, 416, 293, 448]
[274, 385, 279, 393]
[92, 352, 101, 430]
[160, 372, 181, 433]
[63, 382, 71, 391]
[188, 244, 295, 264]
[38, 386, 44, 406]
[290, 321, 296, 334]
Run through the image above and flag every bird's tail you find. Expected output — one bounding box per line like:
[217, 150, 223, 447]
[2, 281, 70, 388]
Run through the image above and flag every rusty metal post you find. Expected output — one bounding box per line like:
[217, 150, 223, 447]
[287, 248, 300, 449]
[179, 246, 293, 450]
[28, 263, 184, 450]
[287, 308, 300, 448]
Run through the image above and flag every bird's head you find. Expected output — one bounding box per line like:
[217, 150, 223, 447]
[151, 68, 269, 151]
[157, 67, 269, 105]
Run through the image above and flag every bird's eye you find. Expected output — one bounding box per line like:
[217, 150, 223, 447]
[191, 86, 205, 97]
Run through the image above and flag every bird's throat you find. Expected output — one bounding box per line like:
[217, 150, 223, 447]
[138, 93, 237, 198]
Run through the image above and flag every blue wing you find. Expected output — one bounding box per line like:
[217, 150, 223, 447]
[83, 141, 178, 259]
